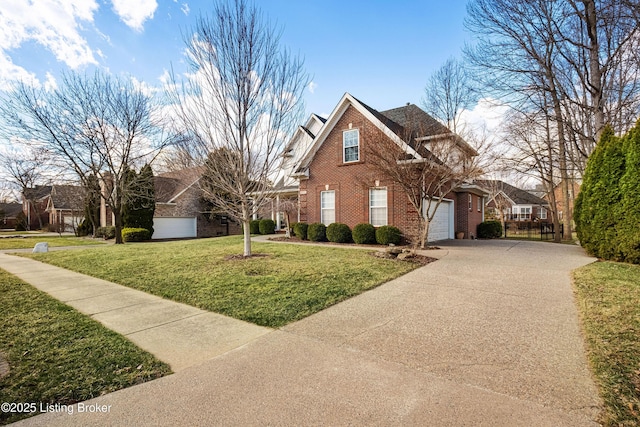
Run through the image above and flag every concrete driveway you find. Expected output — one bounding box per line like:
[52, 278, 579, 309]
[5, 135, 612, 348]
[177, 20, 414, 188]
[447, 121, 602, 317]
[14, 240, 602, 426]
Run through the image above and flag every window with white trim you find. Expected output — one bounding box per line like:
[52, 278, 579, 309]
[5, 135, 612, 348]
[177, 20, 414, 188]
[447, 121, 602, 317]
[468, 194, 472, 211]
[369, 188, 387, 226]
[320, 191, 335, 226]
[343, 129, 359, 163]
[477, 196, 482, 212]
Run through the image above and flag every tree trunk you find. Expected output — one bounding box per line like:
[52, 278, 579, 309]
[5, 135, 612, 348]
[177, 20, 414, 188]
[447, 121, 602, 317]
[113, 209, 123, 244]
[242, 202, 252, 257]
[583, 0, 605, 141]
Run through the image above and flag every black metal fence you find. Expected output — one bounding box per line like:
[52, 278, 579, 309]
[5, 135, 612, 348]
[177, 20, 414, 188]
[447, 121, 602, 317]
[504, 221, 563, 241]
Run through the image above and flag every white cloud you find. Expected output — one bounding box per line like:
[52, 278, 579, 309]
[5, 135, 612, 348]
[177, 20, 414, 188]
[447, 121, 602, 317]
[459, 98, 508, 133]
[181, 3, 190, 16]
[43, 72, 58, 91]
[0, 0, 99, 88]
[110, 0, 157, 32]
[308, 81, 317, 94]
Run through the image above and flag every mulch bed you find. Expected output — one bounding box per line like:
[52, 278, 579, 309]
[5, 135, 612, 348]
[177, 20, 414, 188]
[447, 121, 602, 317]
[224, 253, 271, 261]
[268, 236, 438, 266]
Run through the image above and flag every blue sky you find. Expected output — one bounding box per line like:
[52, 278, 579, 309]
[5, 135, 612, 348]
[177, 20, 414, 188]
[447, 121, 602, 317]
[0, 0, 472, 117]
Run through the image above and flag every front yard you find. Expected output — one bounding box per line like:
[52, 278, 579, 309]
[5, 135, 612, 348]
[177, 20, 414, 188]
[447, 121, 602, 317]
[27, 236, 418, 328]
[0, 270, 170, 426]
[573, 261, 640, 426]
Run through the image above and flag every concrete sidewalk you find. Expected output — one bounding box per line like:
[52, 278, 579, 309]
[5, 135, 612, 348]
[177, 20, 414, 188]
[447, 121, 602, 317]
[9, 240, 602, 426]
[0, 253, 270, 372]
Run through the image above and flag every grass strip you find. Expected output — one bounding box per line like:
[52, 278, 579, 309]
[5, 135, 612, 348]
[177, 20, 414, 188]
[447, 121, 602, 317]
[0, 269, 171, 425]
[573, 261, 640, 426]
[0, 237, 104, 250]
[28, 236, 418, 328]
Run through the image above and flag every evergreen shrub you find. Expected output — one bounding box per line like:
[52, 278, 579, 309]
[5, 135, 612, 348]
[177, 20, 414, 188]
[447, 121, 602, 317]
[293, 222, 308, 240]
[352, 223, 376, 244]
[375, 225, 401, 245]
[326, 223, 352, 243]
[307, 222, 327, 242]
[121, 227, 152, 242]
[477, 221, 502, 239]
[259, 219, 276, 235]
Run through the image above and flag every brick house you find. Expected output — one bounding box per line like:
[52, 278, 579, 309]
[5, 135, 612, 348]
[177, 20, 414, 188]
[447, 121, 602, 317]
[477, 179, 550, 222]
[153, 168, 241, 239]
[0, 202, 23, 230]
[279, 93, 487, 242]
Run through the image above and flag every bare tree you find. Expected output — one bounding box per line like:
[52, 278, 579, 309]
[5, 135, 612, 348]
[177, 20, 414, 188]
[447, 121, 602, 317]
[0, 146, 52, 229]
[465, 0, 640, 240]
[0, 71, 174, 243]
[170, 0, 308, 257]
[423, 57, 476, 135]
[363, 111, 483, 249]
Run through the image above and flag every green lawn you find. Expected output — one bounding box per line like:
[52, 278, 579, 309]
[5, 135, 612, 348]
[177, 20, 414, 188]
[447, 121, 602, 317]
[27, 236, 418, 328]
[0, 236, 105, 250]
[573, 261, 640, 426]
[0, 269, 171, 426]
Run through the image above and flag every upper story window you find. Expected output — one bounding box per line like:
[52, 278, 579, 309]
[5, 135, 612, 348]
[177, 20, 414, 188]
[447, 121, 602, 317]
[343, 129, 359, 163]
[468, 194, 472, 211]
[477, 196, 482, 212]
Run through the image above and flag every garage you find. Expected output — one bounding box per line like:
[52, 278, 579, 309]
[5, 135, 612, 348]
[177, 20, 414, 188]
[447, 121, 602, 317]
[426, 199, 454, 242]
[152, 217, 197, 240]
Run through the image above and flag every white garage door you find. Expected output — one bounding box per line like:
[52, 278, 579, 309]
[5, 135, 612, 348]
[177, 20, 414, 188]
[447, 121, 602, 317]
[153, 217, 197, 239]
[427, 200, 453, 242]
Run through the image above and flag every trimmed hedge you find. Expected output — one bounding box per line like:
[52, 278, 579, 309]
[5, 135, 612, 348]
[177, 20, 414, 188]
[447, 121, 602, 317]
[375, 225, 401, 245]
[121, 227, 152, 242]
[259, 219, 276, 235]
[96, 226, 116, 240]
[326, 223, 352, 243]
[293, 222, 308, 240]
[575, 123, 640, 263]
[249, 220, 261, 234]
[352, 223, 376, 244]
[307, 222, 327, 242]
[477, 220, 502, 239]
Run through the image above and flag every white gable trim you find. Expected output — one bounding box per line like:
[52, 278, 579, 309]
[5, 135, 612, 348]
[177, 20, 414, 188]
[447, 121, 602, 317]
[296, 93, 422, 171]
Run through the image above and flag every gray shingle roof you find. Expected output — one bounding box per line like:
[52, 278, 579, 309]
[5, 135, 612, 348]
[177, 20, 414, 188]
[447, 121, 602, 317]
[476, 180, 548, 205]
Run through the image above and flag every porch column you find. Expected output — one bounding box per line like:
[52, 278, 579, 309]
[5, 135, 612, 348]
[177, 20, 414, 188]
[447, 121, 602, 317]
[275, 195, 281, 230]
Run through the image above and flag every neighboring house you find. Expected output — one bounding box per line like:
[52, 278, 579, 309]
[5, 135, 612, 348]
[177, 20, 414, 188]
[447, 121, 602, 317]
[22, 186, 51, 230]
[153, 168, 241, 239]
[21, 185, 86, 232]
[43, 185, 86, 232]
[0, 202, 23, 230]
[477, 180, 550, 222]
[548, 180, 581, 221]
[276, 93, 487, 242]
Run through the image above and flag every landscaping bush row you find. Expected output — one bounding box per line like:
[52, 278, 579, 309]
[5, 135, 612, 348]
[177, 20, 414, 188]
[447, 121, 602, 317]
[248, 219, 276, 235]
[289, 222, 401, 245]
